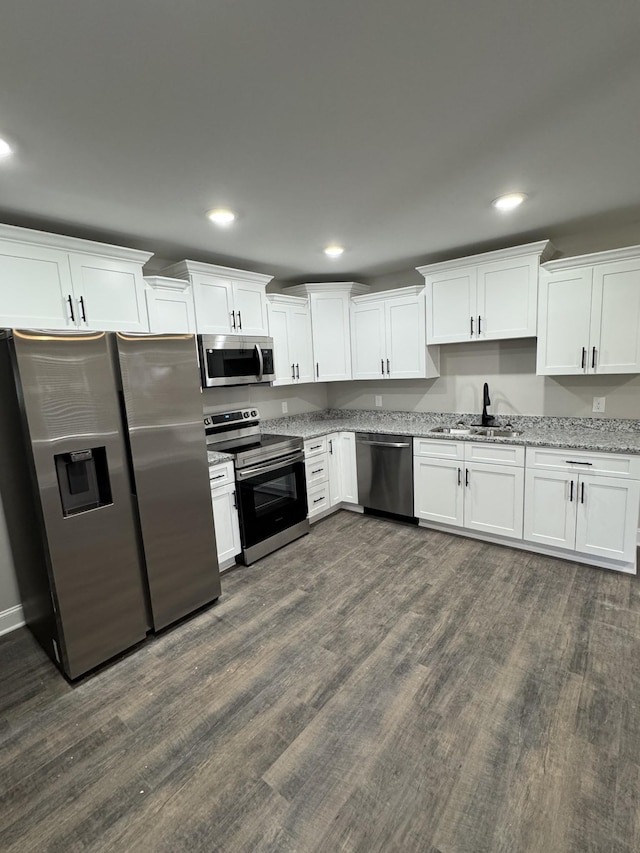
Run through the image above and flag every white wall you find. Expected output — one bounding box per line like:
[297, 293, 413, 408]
[327, 338, 640, 419]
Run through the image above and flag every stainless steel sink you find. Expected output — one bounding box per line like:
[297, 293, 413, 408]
[429, 425, 523, 438]
[473, 427, 523, 438]
[429, 426, 475, 435]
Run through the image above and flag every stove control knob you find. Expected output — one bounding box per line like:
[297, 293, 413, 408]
[251, 410, 257, 417]
[243, 412, 249, 418]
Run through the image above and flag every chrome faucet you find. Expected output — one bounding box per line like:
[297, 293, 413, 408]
[481, 382, 495, 426]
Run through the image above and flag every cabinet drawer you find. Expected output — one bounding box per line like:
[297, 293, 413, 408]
[464, 442, 524, 467]
[304, 436, 328, 458]
[308, 482, 330, 517]
[525, 447, 640, 479]
[305, 453, 329, 486]
[209, 461, 235, 489]
[413, 437, 464, 460]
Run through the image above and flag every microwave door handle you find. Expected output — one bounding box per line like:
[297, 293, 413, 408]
[255, 343, 264, 381]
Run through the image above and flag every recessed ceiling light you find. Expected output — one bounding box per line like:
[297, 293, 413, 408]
[492, 192, 527, 211]
[324, 244, 344, 258]
[0, 137, 14, 159]
[206, 208, 236, 226]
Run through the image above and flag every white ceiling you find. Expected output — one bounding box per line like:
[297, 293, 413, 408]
[1, 0, 639, 280]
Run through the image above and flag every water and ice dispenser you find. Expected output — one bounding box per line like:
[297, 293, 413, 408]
[54, 447, 112, 516]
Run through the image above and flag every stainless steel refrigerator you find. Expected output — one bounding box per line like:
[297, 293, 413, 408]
[0, 329, 221, 679]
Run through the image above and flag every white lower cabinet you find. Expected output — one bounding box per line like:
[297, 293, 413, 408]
[209, 462, 241, 571]
[304, 432, 358, 520]
[414, 440, 524, 539]
[524, 450, 640, 566]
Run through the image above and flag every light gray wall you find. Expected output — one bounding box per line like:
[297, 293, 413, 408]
[327, 338, 640, 419]
[202, 382, 328, 418]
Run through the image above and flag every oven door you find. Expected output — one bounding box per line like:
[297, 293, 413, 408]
[235, 452, 308, 548]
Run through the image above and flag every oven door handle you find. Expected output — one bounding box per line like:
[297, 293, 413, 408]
[236, 451, 304, 480]
[255, 343, 264, 382]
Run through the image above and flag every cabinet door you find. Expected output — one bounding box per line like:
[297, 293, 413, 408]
[590, 259, 640, 374]
[340, 432, 358, 504]
[233, 281, 269, 336]
[145, 285, 196, 334]
[192, 275, 234, 334]
[310, 293, 352, 381]
[211, 486, 241, 568]
[413, 457, 464, 526]
[476, 255, 538, 340]
[351, 300, 386, 380]
[426, 267, 477, 344]
[327, 433, 342, 506]
[386, 294, 426, 379]
[0, 242, 74, 329]
[267, 302, 294, 386]
[68, 254, 149, 332]
[523, 469, 576, 549]
[536, 268, 593, 375]
[289, 302, 314, 383]
[575, 475, 640, 564]
[464, 463, 524, 539]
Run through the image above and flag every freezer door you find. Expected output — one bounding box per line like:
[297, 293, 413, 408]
[115, 333, 221, 630]
[13, 329, 148, 679]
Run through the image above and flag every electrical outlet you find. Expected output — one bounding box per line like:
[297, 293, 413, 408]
[281, 401, 288, 414]
[592, 396, 606, 413]
[375, 395, 383, 407]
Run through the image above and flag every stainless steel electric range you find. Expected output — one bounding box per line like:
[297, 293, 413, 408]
[205, 408, 309, 565]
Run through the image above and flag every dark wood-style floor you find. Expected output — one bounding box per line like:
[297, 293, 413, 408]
[2, 511, 640, 852]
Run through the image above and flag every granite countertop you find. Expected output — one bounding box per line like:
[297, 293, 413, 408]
[207, 450, 234, 466]
[262, 409, 640, 455]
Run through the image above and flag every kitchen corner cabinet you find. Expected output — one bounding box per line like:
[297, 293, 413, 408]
[162, 260, 272, 337]
[209, 461, 241, 571]
[537, 245, 640, 375]
[418, 241, 553, 345]
[145, 276, 196, 334]
[351, 286, 440, 380]
[523, 448, 640, 566]
[288, 282, 370, 381]
[0, 223, 152, 331]
[267, 294, 314, 385]
[413, 439, 525, 539]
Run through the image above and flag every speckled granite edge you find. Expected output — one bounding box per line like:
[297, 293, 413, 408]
[207, 450, 234, 466]
[262, 409, 640, 454]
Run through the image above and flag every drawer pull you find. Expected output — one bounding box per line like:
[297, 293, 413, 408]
[210, 473, 226, 480]
[313, 496, 324, 504]
[309, 444, 322, 451]
[565, 460, 593, 466]
[311, 468, 323, 474]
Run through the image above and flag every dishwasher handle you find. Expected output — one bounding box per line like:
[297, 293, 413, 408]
[356, 439, 411, 448]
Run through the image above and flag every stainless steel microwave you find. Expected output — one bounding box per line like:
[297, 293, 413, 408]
[198, 334, 275, 387]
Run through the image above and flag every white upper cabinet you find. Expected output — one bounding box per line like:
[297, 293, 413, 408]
[351, 286, 440, 380]
[267, 293, 313, 385]
[0, 224, 152, 332]
[537, 246, 640, 375]
[418, 241, 553, 345]
[288, 282, 369, 381]
[145, 276, 196, 334]
[162, 260, 272, 337]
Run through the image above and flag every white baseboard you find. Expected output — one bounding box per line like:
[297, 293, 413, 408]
[0, 604, 25, 637]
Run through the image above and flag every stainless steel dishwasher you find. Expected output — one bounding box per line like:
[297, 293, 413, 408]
[356, 432, 414, 518]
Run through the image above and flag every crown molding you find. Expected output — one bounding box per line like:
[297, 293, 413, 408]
[266, 292, 309, 306]
[0, 222, 153, 264]
[287, 281, 370, 297]
[351, 284, 425, 303]
[143, 275, 192, 292]
[416, 240, 554, 277]
[162, 259, 273, 285]
[542, 244, 640, 271]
